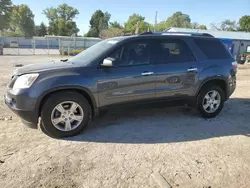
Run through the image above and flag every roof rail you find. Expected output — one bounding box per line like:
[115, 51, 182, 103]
[138, 31, 214, 38]
[140, 31, 153, 35]
[162, 31, 214, 37]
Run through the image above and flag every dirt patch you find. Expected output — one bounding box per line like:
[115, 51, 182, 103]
[0, 56, 250, 188]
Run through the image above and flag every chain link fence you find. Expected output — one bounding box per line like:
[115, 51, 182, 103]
[0, 36, 102, 56]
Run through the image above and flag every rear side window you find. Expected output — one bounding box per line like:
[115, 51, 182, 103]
[152, 39, 196, 64]
[195, 38, 231, 59]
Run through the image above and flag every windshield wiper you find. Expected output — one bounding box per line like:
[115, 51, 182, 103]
[60, 59, 68, 62]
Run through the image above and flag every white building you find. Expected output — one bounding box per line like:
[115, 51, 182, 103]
[166, 27, 250, 57]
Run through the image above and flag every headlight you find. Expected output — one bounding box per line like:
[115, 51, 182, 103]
[13, 73, 39, 89]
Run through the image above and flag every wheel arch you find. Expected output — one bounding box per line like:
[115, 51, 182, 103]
[196, 77, 229, 99]
[37, 86, 99, 118]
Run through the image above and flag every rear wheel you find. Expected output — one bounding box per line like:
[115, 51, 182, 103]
[197, 85, 225, 118]
[41, 91, 91, 138]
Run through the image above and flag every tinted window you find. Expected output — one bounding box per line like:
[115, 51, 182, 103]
[195, 38, 231, 59]
[152, 39, 195, 63]
[109, 47, 122, 60]
[108, 40, 150, 66]
[69, 39, 119, 65]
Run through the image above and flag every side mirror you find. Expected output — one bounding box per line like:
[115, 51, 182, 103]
[101, 58, 114, 67]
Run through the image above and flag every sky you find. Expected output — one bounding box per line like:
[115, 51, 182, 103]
[13, 0, 250, 35]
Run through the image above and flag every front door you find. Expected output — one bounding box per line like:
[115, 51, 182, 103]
[97, 39, 156, 107]
[151, 38, 199, 98]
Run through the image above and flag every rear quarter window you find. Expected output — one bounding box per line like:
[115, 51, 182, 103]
[194, 38, 231, 59]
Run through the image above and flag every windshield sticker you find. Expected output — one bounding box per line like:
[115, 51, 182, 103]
[107, 40, 118, 44]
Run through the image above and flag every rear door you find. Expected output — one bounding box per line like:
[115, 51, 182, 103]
[97, 39, 156, 107]
[152, 38, 199, 98]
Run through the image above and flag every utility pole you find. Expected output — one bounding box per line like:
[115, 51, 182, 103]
[135, 21, 139, 34]
[154, 11, 158, 32]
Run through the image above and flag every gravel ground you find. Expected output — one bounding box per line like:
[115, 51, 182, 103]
[0, 56, 250, 188]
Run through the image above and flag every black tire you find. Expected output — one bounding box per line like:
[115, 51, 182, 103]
[197, 85, 225, 118]
[40, 91, 92, 138]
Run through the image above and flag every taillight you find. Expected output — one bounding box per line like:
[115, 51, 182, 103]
[232, 61, 237, 72]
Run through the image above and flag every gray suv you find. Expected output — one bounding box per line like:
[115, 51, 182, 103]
[5, 32, 237, 137]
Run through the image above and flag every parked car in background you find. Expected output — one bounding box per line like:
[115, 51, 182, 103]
[10, 41, 19, 48]
[5, 32, 237, 138]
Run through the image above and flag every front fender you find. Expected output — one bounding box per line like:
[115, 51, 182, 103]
[30, 71, 98, 113]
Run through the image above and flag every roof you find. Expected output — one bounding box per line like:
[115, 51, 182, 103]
[166, 27, 250, 41]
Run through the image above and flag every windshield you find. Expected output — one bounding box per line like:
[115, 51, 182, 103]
[68, 39, 119, 65]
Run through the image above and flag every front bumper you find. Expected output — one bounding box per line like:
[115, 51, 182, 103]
[4, 92, 38, 129]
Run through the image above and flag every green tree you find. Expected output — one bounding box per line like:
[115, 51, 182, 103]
[43, 3, 79, 36]
[0, 0, 12, 31]
[191, 22, 199, 29]
[124, 14, 153, 34]
[99, 28, 124, 39]
[156, 21, 168, 31]
[109, 21, 123, 29]
[198, 25, 207, 30]
[86, 10, 111, 37]
[220, 20, 238, 31]
[166, 11, 191, 28]
[44, 7, 58, 35]
[191, 23, 207, 30]
[10, 4, 35, 37]
[34, 25, 40, 36]
[145, 22, 154, 32]
[239, 15, 250, 32]
[85, 27, 98, 37]
[34, 22, 47, 36]
[39, 22, 47, 36]
[155, 11, 192, 31]
[0, 31, 23, 37]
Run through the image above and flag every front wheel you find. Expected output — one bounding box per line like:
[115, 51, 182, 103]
[41, 91, 92, 138]
[197, 85, 225, 118]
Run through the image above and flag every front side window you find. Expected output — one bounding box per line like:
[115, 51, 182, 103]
[107, 40, 151, 67]
[152, 39, 195, 64]
[68, 39, 120, 65]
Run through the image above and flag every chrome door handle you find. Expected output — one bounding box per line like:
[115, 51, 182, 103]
[141, 72, 154, 76]
[187, 68, 198, 72]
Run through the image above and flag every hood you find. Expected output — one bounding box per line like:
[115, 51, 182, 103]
[14, 61, 76, 75]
